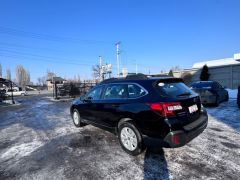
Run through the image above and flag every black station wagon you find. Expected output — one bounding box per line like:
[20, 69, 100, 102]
[70, 75, 208, 155]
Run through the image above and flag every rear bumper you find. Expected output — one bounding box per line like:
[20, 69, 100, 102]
[143, 114, 208, 148]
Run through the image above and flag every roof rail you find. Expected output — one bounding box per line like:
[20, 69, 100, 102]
[125, 73, 149, 80]
[99, 78, 119, 84]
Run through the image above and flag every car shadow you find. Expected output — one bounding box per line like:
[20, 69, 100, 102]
[0, 129, 170, 180]
[144, 147, 169, 180]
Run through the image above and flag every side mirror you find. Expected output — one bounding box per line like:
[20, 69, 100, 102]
[87, 96, 93, 100]
[83, 96, 93, 102]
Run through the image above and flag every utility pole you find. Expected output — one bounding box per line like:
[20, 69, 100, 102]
[99, 56, 103, 81]
[10, 82, 15, 104]
[116, 42, 121, 77]
[135, 61, 138, 74]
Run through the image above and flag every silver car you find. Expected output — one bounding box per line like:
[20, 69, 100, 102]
[190, 81, 229, 106]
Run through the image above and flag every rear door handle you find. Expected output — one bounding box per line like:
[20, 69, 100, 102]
[111, 104, 119, 108]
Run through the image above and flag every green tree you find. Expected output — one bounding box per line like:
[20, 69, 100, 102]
[168, 70, 174, 77]
[200, 65, 210, 81]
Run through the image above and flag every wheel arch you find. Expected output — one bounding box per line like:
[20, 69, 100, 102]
[70, 105, 77, 116]
[116, 117, 140, 135]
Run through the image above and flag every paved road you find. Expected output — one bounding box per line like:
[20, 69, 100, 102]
[0, 95, 239, 180]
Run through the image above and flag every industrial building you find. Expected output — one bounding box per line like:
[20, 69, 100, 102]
[173, 53, 240, 89]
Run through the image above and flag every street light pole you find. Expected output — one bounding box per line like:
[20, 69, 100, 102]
[116, 42, 121, 77]
[135, 60, 138, 74]
[10, 82, 15, 104]
[99, 56, 103, 81]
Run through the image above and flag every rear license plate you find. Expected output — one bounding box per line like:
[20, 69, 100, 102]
[188, 104, 198, 113]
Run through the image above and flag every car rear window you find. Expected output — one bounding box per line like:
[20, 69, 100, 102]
[155, 81, 195, 98]
[191, 82, 212, 89]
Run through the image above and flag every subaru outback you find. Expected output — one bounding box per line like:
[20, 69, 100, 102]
[70, 75, 208, 155]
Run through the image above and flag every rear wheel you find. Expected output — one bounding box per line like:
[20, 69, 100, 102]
[72, 109, 85, 127]
[214, 96, 220, 106]
[225, 94, 229, 101]
[118, 121, 145, 156]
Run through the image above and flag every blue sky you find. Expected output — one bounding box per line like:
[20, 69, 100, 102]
[0, 0, 240, 83]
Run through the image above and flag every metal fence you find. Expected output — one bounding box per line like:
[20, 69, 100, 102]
[53, 82, 96, 99]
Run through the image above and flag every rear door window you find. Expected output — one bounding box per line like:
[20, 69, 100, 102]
[104, 84, 127, 99]
[128, 84, 147, 98]
[155, 81, 195, 98]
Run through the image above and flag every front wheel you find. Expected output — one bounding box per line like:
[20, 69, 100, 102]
[118, 121, 145, 156]
[72, 109, 85, 127]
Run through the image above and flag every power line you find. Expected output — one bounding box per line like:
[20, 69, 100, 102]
[0, 53, 94, 67]
[0, 41, 69, 53]
[0, 49, 96, 65]
[0, 26, 115, 44]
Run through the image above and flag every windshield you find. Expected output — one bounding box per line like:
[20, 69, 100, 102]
[155, 81, 195, 98]
[191, 82, 213, 89]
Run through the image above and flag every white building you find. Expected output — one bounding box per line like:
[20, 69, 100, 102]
[188, 53, 240, 89]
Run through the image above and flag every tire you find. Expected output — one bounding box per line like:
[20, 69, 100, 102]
[225, 94, 229, 102]
[118, 121, 145, 156]
[72, 109, 85, 127]
[214, 96, 220, 107]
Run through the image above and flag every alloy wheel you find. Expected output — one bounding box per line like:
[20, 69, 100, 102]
[120, 127, 138, 151]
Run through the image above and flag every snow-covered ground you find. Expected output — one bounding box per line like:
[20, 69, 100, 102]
[226, 89, 238, 99]
[0, 95, 239, 179]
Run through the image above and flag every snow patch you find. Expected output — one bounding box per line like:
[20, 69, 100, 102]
[226, 89, 238, 99]
[2, 100, 20, 105]
[1, 141, 43, 161]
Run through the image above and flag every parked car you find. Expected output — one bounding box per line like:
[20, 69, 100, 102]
[190, 81, 229, 106]
[238, 86, 240, 108]
[70, 75, 208, 155]
[6, 87, 26, 97]
[0, 89, 7, 101]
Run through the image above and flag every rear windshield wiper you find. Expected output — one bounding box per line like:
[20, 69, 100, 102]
[177, 92, 191, 97]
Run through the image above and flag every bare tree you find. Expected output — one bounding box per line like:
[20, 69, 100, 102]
[6, 69, 11, 80]
[37, 70, 55, 86]
[92, 65, 100, 80]
[26, 70, 30, 85]
[37, 77, 41, 85]
[171, 66, 182, 71]
[77, 74, 81, 82]
[46, 70, 56, 80]
[181, 72, 193, 85]
[0, 63, 2, 78]
[16, 65, 30, 88]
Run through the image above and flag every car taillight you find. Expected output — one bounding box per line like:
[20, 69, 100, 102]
[147, 102, 182, 117]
